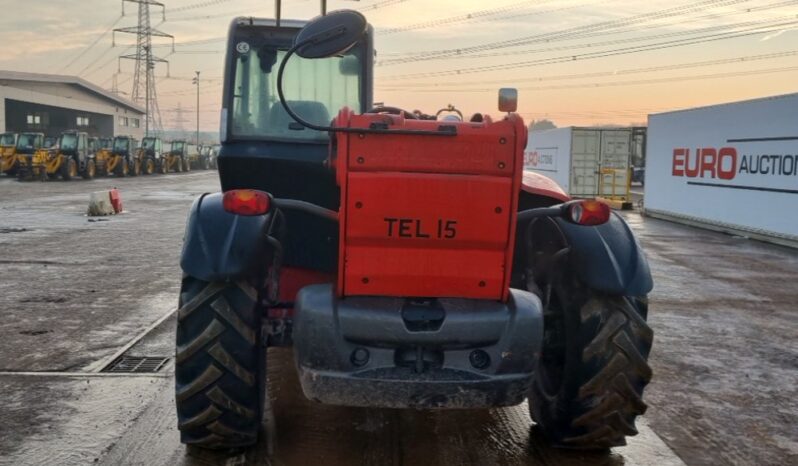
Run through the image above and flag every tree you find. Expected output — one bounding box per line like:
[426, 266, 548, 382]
[529, 119, 557, 131]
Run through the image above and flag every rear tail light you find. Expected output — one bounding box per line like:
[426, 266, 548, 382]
[222, 189, 271, 216]
[568, 200, 610, 226]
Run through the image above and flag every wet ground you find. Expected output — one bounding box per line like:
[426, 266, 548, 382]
[0, 172, 795, 465]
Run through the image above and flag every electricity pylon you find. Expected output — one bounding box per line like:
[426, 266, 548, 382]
[113, 0, 174, 136]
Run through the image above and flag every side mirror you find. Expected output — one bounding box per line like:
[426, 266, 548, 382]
[339, 55, 361, 75]
[294, 9, 367, 59]
[498, 88, 518, 113]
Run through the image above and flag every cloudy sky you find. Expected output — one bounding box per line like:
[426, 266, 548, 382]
[1, 0, 796, 131]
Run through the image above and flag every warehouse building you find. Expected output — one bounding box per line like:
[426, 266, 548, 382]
[0, 70, 145, 140]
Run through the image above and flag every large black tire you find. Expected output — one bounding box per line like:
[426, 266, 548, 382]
[82, 159, 96, 180]
[525, 219, 653, 449]
[114, 159, 128, 177]
[144, 158, 155, 175]
[60, 158, 76, 181]
[175, 276, 265, 449]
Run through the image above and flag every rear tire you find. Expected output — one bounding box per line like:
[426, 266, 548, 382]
[114, 159, 128, 177]
[60, 158, 76, 181]
[175, 276, 265, 449]
[82, 159, 96, 180]
[525, 219, 653, 449]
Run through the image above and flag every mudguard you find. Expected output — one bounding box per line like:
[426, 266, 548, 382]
[180, 192, 275, 282]
[554, 212, 653, 296]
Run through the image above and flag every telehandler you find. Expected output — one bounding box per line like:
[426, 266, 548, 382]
[131, 136, 163, 175]
[162, 140, 191, 173]
[198, 144, 211, 169]
[95, 136, 134, 176]
[19, 130, 96, 181]
[175, 10, 653, 453]
[186, 142, 210, 170]
[1, 132, 19, 174]
[12, 133, 44, 180]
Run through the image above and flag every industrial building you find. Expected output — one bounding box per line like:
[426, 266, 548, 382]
[0, 70, 145, 140]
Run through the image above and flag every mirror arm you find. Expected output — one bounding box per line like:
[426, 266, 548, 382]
[276, 39, 457, 138]
[276, 38, 335, 133]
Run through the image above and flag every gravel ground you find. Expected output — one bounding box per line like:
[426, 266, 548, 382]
[0, 172, 794, 465]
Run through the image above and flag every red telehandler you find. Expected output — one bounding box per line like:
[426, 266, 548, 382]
[175, 10, 653, 453]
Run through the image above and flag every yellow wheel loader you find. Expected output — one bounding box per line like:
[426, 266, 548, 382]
[22, 131, 96, 181]
[104, 136, 138, 177]
[13, 133, 44, 181]
[161, 139, 189, 173]
[94, 137, 114, 176]
[1, 132, 19, 175]
[131, 136, 163, 175]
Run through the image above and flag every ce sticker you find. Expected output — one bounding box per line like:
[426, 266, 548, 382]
[236, 42, 250, 54]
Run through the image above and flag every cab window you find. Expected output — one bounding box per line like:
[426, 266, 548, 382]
[231, 40, 363, 142]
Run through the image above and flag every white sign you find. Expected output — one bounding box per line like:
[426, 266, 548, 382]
[646, 93, 798, 241]
[524, 147, 557, 172]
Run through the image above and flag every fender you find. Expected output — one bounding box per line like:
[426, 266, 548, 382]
[180, 192, 275, 282]
[554, 212, 653, 296]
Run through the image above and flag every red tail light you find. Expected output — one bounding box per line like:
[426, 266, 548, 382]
[568, 200, 610, 226]
[222, 189, 271, 216]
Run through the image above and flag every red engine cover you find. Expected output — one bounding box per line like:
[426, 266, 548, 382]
[335, 109, 526, 301]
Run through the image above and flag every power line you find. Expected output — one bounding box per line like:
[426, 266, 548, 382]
[378, 2, 798, 64]
[169, 0, 235, 13]
[378, 65, 798, 93]
[377, 0, 545, 34]
[358, 0, 411, 11]
[59, 15, 124, 73]
[86, 46, 135, 79]
[166, 8, 260, 22]
[378, 18, 798, 80]
[380, 0, 750, 63]
[378, 50, 798, 90]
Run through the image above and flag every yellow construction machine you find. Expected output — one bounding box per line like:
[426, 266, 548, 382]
[1, 132, 19, 174]
[20, 130, 97, 181]
[131, 136, 163, 175]
[101, 136, 138, 176]
[12, 133, 44, 180]
[160, 139, 190, 173]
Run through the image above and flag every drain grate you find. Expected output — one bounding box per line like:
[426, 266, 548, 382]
[102, 356, 170, 373]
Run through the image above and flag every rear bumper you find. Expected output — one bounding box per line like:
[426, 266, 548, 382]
[293, 284, 543, 409]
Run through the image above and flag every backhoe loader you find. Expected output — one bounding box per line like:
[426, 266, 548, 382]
[1, 132, 18, 174]
[131, 136, 163, 176]
[20, 130, 96, 181]
[161, 139, 190, 173]
[12, 133, 44, 180]
[102, 136, 138, 177]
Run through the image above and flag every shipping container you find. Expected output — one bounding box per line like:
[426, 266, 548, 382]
[525, 127, 635, 198]
[645, 93, 798, 247]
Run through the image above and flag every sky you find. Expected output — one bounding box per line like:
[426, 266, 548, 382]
[0, 0, 796, 132]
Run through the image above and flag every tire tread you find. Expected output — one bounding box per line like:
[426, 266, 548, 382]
[175, 277, 262, 449]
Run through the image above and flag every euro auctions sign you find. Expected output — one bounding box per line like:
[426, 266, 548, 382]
[524, 147, 557, 172]
[671, 145, 798, 187]
[646, 93, 798, 243]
